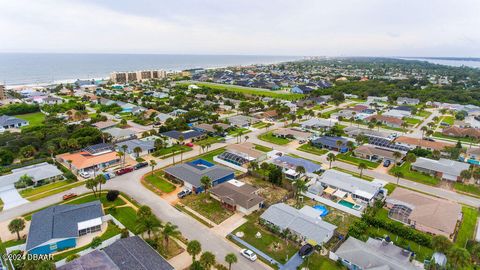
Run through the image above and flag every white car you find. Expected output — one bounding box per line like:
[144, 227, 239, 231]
[79, 171, 91, 178]
[241, 249, 257, 261]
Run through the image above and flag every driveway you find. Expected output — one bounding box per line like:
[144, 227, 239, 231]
[0, 185, 29, 210]
[281, 252, 303, 270]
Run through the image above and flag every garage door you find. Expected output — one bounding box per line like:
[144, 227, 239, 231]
[0, 185, 29, 210]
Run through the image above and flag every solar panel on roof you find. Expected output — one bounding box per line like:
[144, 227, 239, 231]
[83, 143, 114, 154]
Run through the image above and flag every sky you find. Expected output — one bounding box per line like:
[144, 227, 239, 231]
[0, 0, 479, 57]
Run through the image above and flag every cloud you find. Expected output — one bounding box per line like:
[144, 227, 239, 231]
[0, 0, 479, 56]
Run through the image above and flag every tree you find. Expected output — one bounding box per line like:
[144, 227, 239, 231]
[335, 140, 344, 151]
[473, 169, 480, 184]
[20, 145, 36, 158]
[460, 170, 472, 182]
[85, 178, 99, 197]
[90, 236, 103, 248]
[95, 174, 107, 198]
[225, 253, 238, 270]
[432, 149, 441, 160]
[121, 144, 128, 167]
[448, 246, 470, 268]
[150, 159, 157, 175]
[405, 152, 416, 163]
[9, 218, 25, 240]
[358, 162, 367, 178]
[200, 176, 212, 192]
[106, 190, 120, 201]
[161, 222, 180, 249]
[393, 170, 403, 185]
[431, 235, 453, 254]
[294, 179, 307, 204]
[187, 240, 202, 261]
[190, 261, 205, 270]
[327, 152, 335, 169]
[133, 146, 142, 158]
[136, 214, 161, 239]
[393, 151, 402, 166]
[178, 135, 185, 162]
[244, 135, 249, 142]
[200, 251, 216, 270]
[421, 126, 428, 138]
[346, 141, 355, 152]
[137, 205, 153, 220]
[295, 166, 306, 176]
[116, 152, 124, 168]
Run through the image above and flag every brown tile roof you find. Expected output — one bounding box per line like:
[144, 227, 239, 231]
[92, 120, 118, 130]
[225, 142, 265, 159]
[442, 127, 480, 138]
[57, 151, 120, 170]
[395, 136, 453, 151]
[388, 188, 461, 236]
[209, 180, 264, 209]
[194, 123, 230, 133]
[366, 115, 403, 126]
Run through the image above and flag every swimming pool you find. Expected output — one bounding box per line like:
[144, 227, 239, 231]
[338, 200, 362, 210]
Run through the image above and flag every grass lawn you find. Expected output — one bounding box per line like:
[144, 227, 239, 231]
[300, 253, 346, 270]
[107, 207, 141, 234]
[384, 183, 397, 194]
[252, 121, 273, 129]
[195, 136, 224, 146]
[417, 111, 432, 118]
[228, 127, 251, 137]
[67, 193, 126, 208]
[15, 112, 46, 127]
[195, 148, 226, 163]
[454, 183, 480, 197]
[456, 206, 478, 248]
[433, 132, 476, 143]
[332, 167, 374, 181]
[185, 82, 304, 101]
[26, 181, 85, 201]
[259, 131, 291, 145]
[297, 144, 328, 156]
[153, 144, 192, 159]
[404, 117, 422, 125]
[1, 238, 26, 249]
[181, 193, 233, 224]
[20, 180, 73, 197]
[389, 162, 440, 186]
[312, 104, 332, 111]
[144, 172, 176, 193]
[232, 214, 298, 264]
[254, 144, 273, 152]
[321, 108, 342, 118]
[441, 116, 455, 125]
[336, 152, 379, 169]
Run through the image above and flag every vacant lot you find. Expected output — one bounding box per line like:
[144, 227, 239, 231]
[259, 131, 291, 145]
[297, 144, 328, 156]
[181, 193, 234, 224]
[144, 172, 176, 193]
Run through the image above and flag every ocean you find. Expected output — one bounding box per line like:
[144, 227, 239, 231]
[0, 53, 302, 86]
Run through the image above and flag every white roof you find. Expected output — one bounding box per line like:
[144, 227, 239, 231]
[333, 189, 347, 198]
[316, 169, 382, 198]
[0, 162, 63, 187]
[354, 190, 375, 200]
[412, 157, 470, 178]
[77, 217, 103, 230]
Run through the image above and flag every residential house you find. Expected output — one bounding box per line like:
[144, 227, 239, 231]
[155, 112, 174, 124]
[411, 157, 470, 181]
[272, 128, 313, 141]
[291, 85, 314, 94]
[163, 159, 235, 193]
[227, 115, 260, 127]
[343, 126, 394, 141]
[333, 237, 418, 270]
[311, 136, 349, 152]
[0, 162, 63, 187]
[366, 115, 404, 128]
[193, 123, 231, 136]
[0, 115, 29, 129]
[386, 187, 462, 238]
[397, 97, 420, 105]
[442, 126, 480, 139]
[254, 110, 278, 121]
[353, 144, 406, 162]
[270, 155, 322, 180]
[209, 180, 264, 214]
[216, 142, 267, 170]
[56, 143, 120, 175]
[260, 203, 337, 245]
[58, 236, 174, 270]
[115, 139, 155, 158]
[366, 96, 388, 104]
[92, 120, 118, 131]
[383, 109, 411, 119]
[161, 129, 206, 144]
[103, 127, 137, 142]
[394, 136, 453, 152]
[460, 147, 480, 166]
[300, 118, 336, 131]
[26, 201, 105, 254]
[169, 109, 188, 117]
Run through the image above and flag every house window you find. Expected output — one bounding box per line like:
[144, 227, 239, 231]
[78, 225, 102, 236]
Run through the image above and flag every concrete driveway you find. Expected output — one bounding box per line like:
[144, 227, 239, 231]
[0, 185, 29, 210]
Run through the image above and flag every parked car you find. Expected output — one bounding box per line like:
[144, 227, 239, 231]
[298, 244, 314, 258]
[103, 172, 116, 180]
[186, 142, 194, 147]
[177, 188, 192, 199]
[116, 167, 134, 175]
[79, 171, 91, 178]
[299, 140, 306, 144]
[241, 249, 257, 261]
[63, 193, 77, 200]
[134, 162, 148, 170]
[383, 160, 391, 167]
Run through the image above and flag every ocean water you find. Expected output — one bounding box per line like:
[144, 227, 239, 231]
[0, 53, 302, 86]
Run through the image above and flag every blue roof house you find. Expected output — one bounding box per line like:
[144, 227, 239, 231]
[26, 201, 104, 255]
[312, 136, 349, 153]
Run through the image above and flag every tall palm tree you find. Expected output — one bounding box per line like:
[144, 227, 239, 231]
[133, 146, 142, 158]
[225, 253, 238, 270]
[116, 152, 124, 168]
[448, 246, 470, 268]
[95, 174, 107, 198]
[200, 251, 216, 270]
[393, 170, 403, 185]
[187, 240, 202, 262]
[358, 162, 367, 178]
[420, 126, 428, 138]
[161, 222, 181, 249]
[327, 152, 335, 169]
[200, 176, 212, 192]
[178, 135, 185, 162]
[121, 144, 128, 167]
[392, 151, 402, 167]
[136, 215, 161, 239]
[335, 140, 344, 152]
[150, 160, 157, 175]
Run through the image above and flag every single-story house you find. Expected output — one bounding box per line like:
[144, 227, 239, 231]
[386, 187, 462, 238]
[310, 169, 384, 205]
[254, 110, 278, 120]
[272, 128, 313, 141]
[155, 112, 174, 123]
[260, 203, 337, 245]
[0, 162, 63, 187]
[217, 142, 267, 168]
[394, 136, 453, 152]
[397, 97, 420, 105]
[311, 136, 349, 152]
[163, 159, 235, 193]
[56, 143, 120, 174]
[300, 118, 336, 130]
[366, 115, 404, 128]
[353, 144, 406, 162]
[270, 155, 322, 180]
[366, 96, 388, 103]
[343, 126, 393, 140]
[291, 85, 315, 94]
[103, 127, 137, 142]
[333, 236, 417, 270]
[227, 115, 260, 127]
[383, 109, 411, 119]
[115, 139, 155, 157]
[193, 123, 231, 136]
[442, 126, 480, 139]
[0, 115, 29, 129]
[92, 120, 118, 130]
[58, 236, 174, 270]
[27, 201, 105, 254]
[169, 109, 188, 117]
[209, 180, 264, 214]
[161, 129, 206, 144]
[411, 157, 470, 181]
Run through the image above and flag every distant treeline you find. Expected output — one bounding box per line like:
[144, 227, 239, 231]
[0, 103, 40, 115]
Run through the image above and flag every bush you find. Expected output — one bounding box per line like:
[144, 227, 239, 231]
[121, 228, 130, 238]
[65, 254, 80, 262]
[136, 157, 145, 162]
[90, 237, 102, 248]
[106, 190, 120, 201]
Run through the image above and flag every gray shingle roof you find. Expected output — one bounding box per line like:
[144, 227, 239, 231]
[164, 161, 234, 188]
[411, 157, 470, 178]
[104, 236, 174, 270]
[115, 139, 155, 153]
[260, 203, 336, 245]
[26, 201, 104, 251]
[0, 115, 28, 127]
[161, 130, 204, 140]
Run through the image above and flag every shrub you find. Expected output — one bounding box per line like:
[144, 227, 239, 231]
[90, 237, 102, 248]
[136, 157, 145, 162]
[65, 254, 80, 262]
[120, 228, 130, 238]
[106, 190, 120, 201]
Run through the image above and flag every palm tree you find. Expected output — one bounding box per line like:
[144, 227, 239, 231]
[358, 162, 367, 178]
[137, 205, 152, 220]
[392, 151, 402, 167]
[161, 222, 181, 249]
[294, 179, 308, 204]
[67, 159, 73, 170]
[393, 170, 403, 185]
[460, 170, 472, 182]
[95, 174, 107, 198]
[401, 122, 409, 134]
[150, 160, 157, 175]
[225, 253, 238, 270]
[187, 240, 202, 261]
[327, 152, 335, 169]
[448, 246, 470, 268]
[335, 140, 344, 152]
[136, 215, 161, 239]
[133, 146, 142, 158]
[420, 126, 428, 138]
[121, 144, 128, 167]
[178, 135, 185, 162]
[244, 135, 249, 142]
[8, 218, 25, 240]
[116, 152, 124, 168]
[346, 141, 355, 152]
[200, 251, 216, 270]
[200, 176, 212, 192]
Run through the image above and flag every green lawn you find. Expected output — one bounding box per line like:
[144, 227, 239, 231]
[384, 183, 397, 194]
[26, 182, 85, 201]
[107, 207, 141, 234]
[15, 112, 46, 127]
[312, 104, 332, 111]
[403, 117, 422, 125]
[228, 127, 251, 137]
[454, 183, 480, 197]
[153, 144, 192, 158]
[433, 132, 476, 143]
[67, 193, 126, 208]
[232, 215, 298, 264]
[336, 152, 379, 169]
[321, 108, 342, 118]
[297, 144, 328, 156]
[20, 180, 72, 197]
[252, 121, 273, 129]
[185, 82, 304, 101]
[259, 131, 291, 145]
[389, 162, 440, 186]
[254, 144, 273, 152]
[300, 253, 346, 270]
[195, 148, 226, 163]
[181, 193, 233, 224]
[144, 172, 176, 193]
[456, 206, 478, 248]
[332, 167, 374, 181]
[417, 111, 432, 118]
[195, 136, 224, 146]
[441, 116, 455, 125]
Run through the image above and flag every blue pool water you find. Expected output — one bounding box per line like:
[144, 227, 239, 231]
[313, 205, 329, 217]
